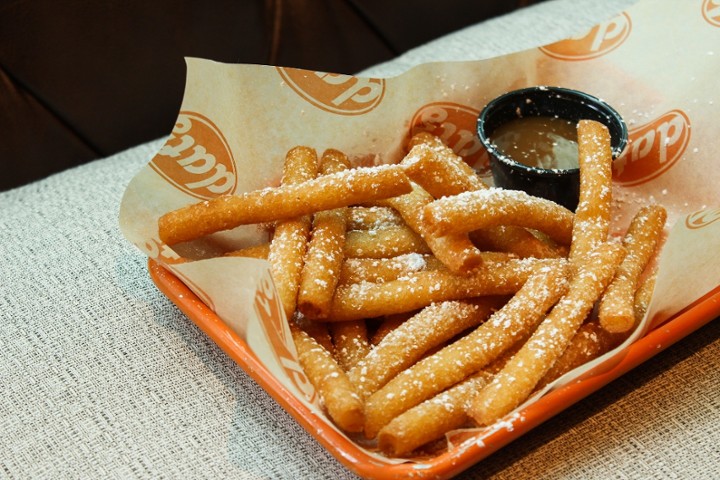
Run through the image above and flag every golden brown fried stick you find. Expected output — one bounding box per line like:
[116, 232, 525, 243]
[404, 134, 565, 259]
[268, 146, 319, 319]
[225, 242, 270, 259]
[329, 320, 371, 371]
[289, 321, 364, 432]
[343, 225, 430, 258]
[376, 183, 485, 274]
[377, 371, 494, 457]
[297, 149, 351, 320]
[403, 136, 486, 198]
[158, 163, 412, 245]
[469, 226, 567, 259]
[338, 254, 442, 284]
[338, 253, 515, 285]
[568, 120, 613, 262]
[347, 206, 404, 230]
[297, 317, 335, 355]
[423, 188, 574, 245]
[598, 204, 666, 333]
[330, 258, 563, 322]
[633, 269, 657, 323]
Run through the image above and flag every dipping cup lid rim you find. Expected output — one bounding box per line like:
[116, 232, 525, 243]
[477, 85, 629, 171]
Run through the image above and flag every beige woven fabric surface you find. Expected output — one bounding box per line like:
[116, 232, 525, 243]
[2, 0, 719, 479]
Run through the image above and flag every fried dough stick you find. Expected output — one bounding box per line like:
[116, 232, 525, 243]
[158, 163, 412, 245]
[338, 253, 514, 285]
[375, 183, 485, 274]
[423, 188, 574, 245]
[348, 299, 501, 400]
[347, 206, 404, 230]
[297, 149, 351, 319]
[403, 133, 486, 198]
[404, 133, 565, 259]
[329, 320, 371, 371]
[363, 262, 570, 438]
[225, 242, 270, 259]
[469, 226, 567, 260]
[268, 146, 318, 319]
[599, 204, 667, 333]
[225, 233, 431, 268]
[377, 371, 494, 457]
[338, 254, 443, 284]
[289, 322, 364, 432]
[633, 269, 657, 324]
[330, 258, 563, 322]
[568, 120, 613, 262]
[469, 242, 625, 426]
[344, 225, 430, 258]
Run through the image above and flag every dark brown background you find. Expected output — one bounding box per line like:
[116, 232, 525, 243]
[0, 0, 542, 191]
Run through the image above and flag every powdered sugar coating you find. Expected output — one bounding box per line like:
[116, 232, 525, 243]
[424, 188, 574, 245]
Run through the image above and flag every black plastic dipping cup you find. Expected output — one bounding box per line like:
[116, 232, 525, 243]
[477, 86, 628, 212]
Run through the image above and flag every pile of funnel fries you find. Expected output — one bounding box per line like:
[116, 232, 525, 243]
[158, 120, 666, 457]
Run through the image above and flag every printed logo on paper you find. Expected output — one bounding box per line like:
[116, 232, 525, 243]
[253, 273, 316, 402]
[150, 112, 237, 200]
[703, 0, 720, 26]
[613, 110, 691, 186]
[136, 237, 185, 265]
[171, 269, 216, 311]
[277, 67, 385, 115]
[409, 102, 491, 176]
[685, 208, 720, 230]
[540, 13, 632, 60]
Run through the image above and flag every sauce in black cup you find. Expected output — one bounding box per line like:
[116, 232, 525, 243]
[477, 86, 628, 211]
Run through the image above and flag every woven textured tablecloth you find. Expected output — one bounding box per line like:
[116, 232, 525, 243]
[2, 0, 719, 478]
